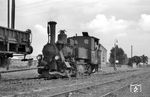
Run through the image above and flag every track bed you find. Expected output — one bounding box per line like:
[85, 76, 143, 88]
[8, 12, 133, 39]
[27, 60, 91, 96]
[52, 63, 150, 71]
[0, 67, 149, 97]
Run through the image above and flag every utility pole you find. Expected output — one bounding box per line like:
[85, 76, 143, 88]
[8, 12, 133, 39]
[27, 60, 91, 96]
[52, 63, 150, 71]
[7, 0, 10, 28]
[131, 45, 133, 58]
[7, 0, 15, 29]
[11, 0, 15, 29]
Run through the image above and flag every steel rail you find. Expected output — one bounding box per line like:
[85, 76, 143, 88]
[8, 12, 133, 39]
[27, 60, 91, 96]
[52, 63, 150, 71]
[48, 70, 146, 97]
[7, 69, 144, 97]
[100, 84, 131, 97]
[100, 73, 149, 97]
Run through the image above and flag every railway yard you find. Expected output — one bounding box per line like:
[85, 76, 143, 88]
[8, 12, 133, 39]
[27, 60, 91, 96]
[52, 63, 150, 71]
[1, 10, 150, 97]
[1, 1, 150, 97]
[0, 66, 150, 97]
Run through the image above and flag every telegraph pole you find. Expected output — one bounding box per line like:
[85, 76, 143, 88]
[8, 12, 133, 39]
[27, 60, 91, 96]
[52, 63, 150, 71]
[7, 0, 15, 29]
[7, 0, 10, 28]
[131, 45, 133, 58]
[11, 0, 15, 29]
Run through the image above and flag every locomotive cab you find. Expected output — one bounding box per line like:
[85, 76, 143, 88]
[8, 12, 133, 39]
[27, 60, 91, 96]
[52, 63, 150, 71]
[67, 32, 101, 74]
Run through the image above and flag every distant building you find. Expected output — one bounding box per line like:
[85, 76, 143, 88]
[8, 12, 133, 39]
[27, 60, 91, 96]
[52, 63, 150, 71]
[148, 58, 150, 64]
[99, 44, 107, 67]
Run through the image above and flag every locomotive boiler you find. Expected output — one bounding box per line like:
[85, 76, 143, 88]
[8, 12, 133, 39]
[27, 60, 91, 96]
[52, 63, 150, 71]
[37, 21, 101, 78]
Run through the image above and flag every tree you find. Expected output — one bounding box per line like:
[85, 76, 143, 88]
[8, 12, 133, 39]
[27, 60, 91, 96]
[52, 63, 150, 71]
[128, 58, 133, 66]
[127, 55, 148, 66]
[109, 46, 127, 65]
[132, 56, 141, 65]
[141, 55, 148, 64]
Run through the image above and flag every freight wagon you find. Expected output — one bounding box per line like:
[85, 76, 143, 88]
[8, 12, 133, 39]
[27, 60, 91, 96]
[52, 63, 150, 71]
[0, 26, 33, 67]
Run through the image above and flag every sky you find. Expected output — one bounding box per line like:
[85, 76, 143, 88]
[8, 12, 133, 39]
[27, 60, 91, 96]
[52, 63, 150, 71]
[0, 0, 150, 60]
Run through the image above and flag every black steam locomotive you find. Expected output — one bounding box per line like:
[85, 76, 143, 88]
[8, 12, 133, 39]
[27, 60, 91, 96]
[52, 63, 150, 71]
[37, 21, 101, 78]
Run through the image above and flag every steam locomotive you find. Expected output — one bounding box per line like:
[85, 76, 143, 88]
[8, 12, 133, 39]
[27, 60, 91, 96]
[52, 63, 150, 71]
[37, 21, 101, 78]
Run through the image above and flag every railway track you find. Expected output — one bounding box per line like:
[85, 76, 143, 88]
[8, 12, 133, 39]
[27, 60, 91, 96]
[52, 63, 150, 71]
[0, 67, 138, 82]
[1, 68, 148, 97]
[46, 69, 150, 97]
[0, 66, 43, 80]
[100, 74, 150, 97]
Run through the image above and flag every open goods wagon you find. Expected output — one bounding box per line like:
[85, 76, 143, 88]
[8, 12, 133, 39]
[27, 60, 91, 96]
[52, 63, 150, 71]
[0, 26, 33, 67]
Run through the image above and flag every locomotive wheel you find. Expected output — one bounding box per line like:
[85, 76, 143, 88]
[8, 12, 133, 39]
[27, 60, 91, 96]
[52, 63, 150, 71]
[40, 71, 52, 79]
[77, 64, 85, 74]
[37, 68, 44, 74]
[76, 64, 84, 78]
[87, 64, 92, 75]
[71, 69, 77, 77]
[65, 69, 71, 79]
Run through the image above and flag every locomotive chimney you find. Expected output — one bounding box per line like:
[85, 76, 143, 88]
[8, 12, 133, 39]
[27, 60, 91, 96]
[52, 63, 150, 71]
[48, 21, 57, 44]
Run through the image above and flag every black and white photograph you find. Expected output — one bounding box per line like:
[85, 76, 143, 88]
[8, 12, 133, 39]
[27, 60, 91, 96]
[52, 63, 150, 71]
[0, 0, 150, 97]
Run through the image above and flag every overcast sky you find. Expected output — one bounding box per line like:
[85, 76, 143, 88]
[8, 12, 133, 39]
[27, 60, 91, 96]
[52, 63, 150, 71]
[0, 0, 150, 59]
